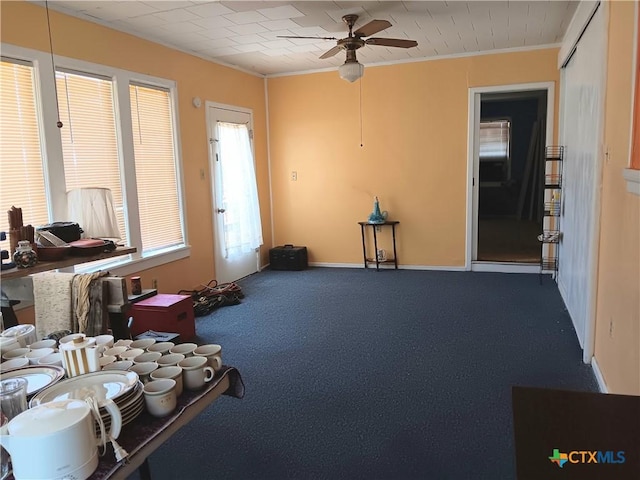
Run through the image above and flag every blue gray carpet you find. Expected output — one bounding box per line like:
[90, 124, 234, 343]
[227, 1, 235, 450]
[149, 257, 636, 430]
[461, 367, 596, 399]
[131, 268, 597, 480]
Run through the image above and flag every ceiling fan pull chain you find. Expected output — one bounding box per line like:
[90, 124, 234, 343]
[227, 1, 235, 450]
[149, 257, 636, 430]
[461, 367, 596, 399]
[360, 78, 364, 148]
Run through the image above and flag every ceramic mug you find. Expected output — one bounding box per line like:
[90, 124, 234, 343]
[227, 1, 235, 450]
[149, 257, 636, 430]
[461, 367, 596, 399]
[147, 342, 175, 355]
[150, 366, 183, 397]
[2, 348, 30, 362]
[169, 343, 197, 357]
[25, 348, 55, 365]
[37, 352, 63, 367]
[130, 339, 156, 351]
[129, 362, 158, 384]
[193, 344, 222, 371]
[27, 339, 57, 350]
[133, 351, 162, 364]
[178, 356, 214, 390]
[156, 353, 185, 368]
[102, 360, 133, 371]
[143, 379, 177, 417]
[119, 348, 145, 362]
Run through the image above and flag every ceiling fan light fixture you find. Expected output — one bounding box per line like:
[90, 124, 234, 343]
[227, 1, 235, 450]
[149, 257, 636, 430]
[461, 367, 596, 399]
[338, 60, 364, 83]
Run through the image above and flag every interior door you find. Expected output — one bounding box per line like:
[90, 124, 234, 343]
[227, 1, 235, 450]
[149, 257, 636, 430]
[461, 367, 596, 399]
[207, 104, 262, 283]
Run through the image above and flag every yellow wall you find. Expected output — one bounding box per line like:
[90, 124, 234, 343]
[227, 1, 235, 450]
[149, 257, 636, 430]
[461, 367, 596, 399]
[267, 49, 559, 266]
[595, 0, 640, 395]
[1, 0, 272, 312]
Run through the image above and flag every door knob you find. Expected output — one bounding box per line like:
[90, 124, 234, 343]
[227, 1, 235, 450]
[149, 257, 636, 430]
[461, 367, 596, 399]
[217, 208, 226, 213]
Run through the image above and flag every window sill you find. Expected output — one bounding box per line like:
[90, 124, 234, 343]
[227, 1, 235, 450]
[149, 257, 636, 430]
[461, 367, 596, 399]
[71, 245, 191, 276]
[623, 168, 640, 196]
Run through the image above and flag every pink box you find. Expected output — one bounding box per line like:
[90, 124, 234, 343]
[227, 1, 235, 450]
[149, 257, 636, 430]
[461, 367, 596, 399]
[130, 294, 195, 341]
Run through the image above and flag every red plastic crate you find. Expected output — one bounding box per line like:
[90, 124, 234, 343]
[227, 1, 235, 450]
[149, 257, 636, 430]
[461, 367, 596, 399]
[129, 294, 195, 342]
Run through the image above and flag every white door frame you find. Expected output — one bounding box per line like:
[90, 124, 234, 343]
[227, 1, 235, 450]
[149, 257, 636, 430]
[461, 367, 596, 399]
[465, 82, 555, 272]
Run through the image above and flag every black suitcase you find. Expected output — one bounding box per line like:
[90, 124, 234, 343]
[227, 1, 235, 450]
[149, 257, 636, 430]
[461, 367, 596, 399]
[269, 244, 308, 270]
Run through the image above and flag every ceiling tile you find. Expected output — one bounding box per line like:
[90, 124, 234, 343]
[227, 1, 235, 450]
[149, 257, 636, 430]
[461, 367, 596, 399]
[257, 5, 305, 20]
[224, 11, 270, 25]
[227, 23, 269, 35]
[186, 2, 235, 18]
[152, 8, 199, 22]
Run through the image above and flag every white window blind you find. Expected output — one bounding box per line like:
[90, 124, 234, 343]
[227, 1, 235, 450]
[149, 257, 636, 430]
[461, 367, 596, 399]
[479, 120, 510, 160]
[0, 59, 48, 251]
[56, 70, 127, 243]
[130, 84, 183, 252]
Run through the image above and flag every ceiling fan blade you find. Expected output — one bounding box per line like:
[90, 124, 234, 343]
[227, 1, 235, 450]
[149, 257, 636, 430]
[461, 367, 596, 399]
[277, 35, 337, 40]
[319, 45, 342, 59]
[353, 19, 391, 37]
[366, 38, 418, 48]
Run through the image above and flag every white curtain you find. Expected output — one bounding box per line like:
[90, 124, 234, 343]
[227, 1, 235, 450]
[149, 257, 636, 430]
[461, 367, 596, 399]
[217, 121, 263, 259]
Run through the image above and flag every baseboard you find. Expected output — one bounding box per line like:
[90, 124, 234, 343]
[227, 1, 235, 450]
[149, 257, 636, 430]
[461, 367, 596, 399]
[309, 262, 466, 271]
[590, 356, 609, 393]
[472, 262, 540, 274]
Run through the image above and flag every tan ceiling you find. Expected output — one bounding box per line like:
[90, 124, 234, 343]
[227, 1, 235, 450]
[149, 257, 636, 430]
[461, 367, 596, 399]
[39, 1, 580, 76]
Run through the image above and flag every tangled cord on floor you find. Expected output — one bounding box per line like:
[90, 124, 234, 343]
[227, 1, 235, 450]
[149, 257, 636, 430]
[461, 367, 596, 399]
[179, 279, 244, 317]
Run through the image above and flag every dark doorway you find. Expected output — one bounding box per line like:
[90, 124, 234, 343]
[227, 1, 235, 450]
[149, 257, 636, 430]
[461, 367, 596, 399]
[477, 91, 547, 263]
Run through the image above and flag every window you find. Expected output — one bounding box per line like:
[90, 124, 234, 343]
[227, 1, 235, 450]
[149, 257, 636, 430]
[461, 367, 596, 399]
[0, 45, 187, 273]
[0, 58, 48, 252]
[56, 70, 126, 243]
[479, 119, 511, 185]
[479, 120, 511, 160]
[130, 84, 183, 252]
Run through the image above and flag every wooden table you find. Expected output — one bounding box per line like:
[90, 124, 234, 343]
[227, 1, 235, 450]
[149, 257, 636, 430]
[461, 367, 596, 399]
[91, 366, 244, 480]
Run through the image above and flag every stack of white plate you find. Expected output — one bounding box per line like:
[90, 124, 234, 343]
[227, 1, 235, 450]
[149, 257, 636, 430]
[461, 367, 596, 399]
[30, 370, 145, 429]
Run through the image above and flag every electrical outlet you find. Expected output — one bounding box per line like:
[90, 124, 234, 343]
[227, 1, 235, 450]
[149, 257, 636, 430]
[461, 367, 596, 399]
[152, 278, 158, 290]
[291, 171, 297, 181]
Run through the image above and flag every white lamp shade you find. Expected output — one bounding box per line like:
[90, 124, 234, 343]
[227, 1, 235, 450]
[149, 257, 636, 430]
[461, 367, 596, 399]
[67, 188, 120, 239]
[338, 61, 364, 83]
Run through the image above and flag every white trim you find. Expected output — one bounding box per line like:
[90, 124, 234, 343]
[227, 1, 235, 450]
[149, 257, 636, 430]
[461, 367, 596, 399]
[73, 246, 191, 276]
[264, 78, 275, 248]
[558, 1, 601, 68]
[623, 168, 640, 195]
[471, 262, 540, 274]
[466, 82, 555, 271]
[629, 1, 639, 167]
[590, 356, 609, 393]
[268, 43, 562, 79]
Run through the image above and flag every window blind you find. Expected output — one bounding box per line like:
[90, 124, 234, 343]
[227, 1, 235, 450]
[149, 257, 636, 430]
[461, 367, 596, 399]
[130, 84, 183, 252]
[479, 120, 510, 160]
[56, 70, 127, 243]
[0, 59, 48, 251]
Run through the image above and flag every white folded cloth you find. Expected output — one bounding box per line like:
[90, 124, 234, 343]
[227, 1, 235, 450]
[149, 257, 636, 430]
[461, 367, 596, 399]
[33, 272, 75, 340]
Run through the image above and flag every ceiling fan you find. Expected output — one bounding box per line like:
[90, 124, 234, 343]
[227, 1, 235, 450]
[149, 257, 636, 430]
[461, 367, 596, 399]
[278, 14, 418, 82]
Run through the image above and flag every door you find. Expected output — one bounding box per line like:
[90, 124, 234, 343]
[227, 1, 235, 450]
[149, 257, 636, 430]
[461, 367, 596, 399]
[557, 3, 606, 357]
[466, 83, 555, 273]
[207, 104, 262, 283]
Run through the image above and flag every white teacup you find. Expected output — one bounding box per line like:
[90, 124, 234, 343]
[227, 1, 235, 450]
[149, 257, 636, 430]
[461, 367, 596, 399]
[2, 348, 30, 361]
[27, 339, 57, 350]
[133, 351, 162, 364]
[147, 342, 174, 355]
[94, 334, 115, 349]
[114, 339, 134, 348]
[58, 333, 85, 344]
[143, 379, 177, 417]
[99, 355, 117, 368]
[193, 344, 222, 371]
[150, 366, 183, 397]
[156, 353, 185, 368]
[178, 356, 214, 390]
[0, 357, 29, 371]
[37, 352, 63, 367]
[103, 346, 128, 359]
[102, 360, 133, 371]
[130, 339, 156, 351]
[119, 348, 145, 362]
[25, 348, 55, 365]
[169, 343, 197, 357]
[129, 362, 158, 383]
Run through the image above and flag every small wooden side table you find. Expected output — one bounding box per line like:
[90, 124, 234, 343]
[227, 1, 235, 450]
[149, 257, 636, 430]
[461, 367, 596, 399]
[358, 221, 399, 271]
